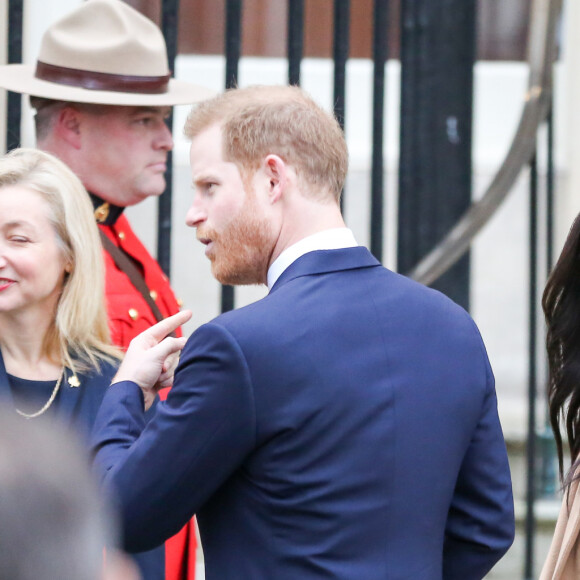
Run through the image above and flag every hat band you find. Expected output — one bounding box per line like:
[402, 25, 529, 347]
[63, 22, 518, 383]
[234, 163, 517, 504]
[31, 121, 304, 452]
[35, 61, 171, 94]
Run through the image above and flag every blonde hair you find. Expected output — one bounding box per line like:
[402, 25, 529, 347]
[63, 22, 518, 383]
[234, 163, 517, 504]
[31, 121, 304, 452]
[0, 148, 120, 373]
[184, 85, 348, 202]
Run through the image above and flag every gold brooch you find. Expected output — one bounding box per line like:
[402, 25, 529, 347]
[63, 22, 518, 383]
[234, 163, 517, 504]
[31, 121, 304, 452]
[68, 375, 81, 388]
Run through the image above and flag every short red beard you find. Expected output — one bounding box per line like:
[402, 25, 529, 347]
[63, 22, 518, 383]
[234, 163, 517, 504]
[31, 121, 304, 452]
[200, 196, 273, 286]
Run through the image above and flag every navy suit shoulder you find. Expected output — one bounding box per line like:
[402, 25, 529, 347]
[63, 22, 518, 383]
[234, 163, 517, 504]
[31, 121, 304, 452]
[216, 247, 488, 387]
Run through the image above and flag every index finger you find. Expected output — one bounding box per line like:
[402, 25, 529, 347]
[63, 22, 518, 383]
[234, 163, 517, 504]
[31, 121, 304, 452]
[143, 310, 193, 343]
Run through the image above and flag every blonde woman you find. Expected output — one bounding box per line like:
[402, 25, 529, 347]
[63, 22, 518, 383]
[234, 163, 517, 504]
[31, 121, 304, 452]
[0, 148, 120, 437]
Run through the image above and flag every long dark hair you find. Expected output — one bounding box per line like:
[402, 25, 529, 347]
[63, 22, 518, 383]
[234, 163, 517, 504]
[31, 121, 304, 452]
[543, 213, 580, 485]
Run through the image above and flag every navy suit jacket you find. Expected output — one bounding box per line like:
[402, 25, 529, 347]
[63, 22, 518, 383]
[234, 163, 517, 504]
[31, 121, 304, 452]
[92, 247, 514, 580]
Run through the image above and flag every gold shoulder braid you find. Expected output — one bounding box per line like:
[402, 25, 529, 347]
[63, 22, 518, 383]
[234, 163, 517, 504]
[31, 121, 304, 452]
[15, 369, 64, 419]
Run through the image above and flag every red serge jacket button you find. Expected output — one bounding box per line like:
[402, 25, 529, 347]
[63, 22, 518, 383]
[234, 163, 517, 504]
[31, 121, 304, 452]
[150, 290, 158, 301]
[128, 308, 139, 320]
[118, 231, 126, 240]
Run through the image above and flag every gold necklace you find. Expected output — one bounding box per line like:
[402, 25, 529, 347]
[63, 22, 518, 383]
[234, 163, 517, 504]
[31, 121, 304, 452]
[15, 369, 64, 420]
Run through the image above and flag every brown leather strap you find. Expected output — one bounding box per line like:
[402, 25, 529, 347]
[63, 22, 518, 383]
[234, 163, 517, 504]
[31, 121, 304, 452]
[35, 61, 171, 94]
[99, 230, 168, 326]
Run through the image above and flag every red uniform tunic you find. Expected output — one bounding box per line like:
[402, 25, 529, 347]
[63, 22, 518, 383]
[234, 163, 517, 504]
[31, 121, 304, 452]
[96, 206, 197, 580]
[99, 214, 183, 346]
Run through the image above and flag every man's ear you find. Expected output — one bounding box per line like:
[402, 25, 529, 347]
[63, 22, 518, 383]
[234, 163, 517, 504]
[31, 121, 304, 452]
[55, 106, 83, 149]
[263, 155, 286, 204]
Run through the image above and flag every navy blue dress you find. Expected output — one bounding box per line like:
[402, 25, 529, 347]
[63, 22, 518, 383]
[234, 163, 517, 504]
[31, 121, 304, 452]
[0, 351, 164, 580]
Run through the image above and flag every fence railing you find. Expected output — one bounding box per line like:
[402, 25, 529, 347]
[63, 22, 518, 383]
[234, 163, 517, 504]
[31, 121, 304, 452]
[2, 1, 564, 577]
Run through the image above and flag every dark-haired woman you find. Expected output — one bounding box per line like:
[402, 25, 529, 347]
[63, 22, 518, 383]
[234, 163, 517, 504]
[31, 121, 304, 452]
[541, 213, 580, 579]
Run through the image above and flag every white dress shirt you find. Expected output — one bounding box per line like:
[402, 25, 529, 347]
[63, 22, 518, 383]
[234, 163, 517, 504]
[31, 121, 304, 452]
[267, 228, 358, 290]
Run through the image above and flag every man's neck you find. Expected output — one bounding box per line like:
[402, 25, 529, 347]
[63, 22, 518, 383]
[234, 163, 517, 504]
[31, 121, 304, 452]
[269, 195, 346, 268]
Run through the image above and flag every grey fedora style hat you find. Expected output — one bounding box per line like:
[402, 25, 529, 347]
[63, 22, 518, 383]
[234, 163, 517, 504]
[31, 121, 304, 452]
[0, 0, 214, 106]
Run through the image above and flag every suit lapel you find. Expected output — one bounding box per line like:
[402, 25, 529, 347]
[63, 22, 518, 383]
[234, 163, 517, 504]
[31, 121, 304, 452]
[270, 247, 381, 293]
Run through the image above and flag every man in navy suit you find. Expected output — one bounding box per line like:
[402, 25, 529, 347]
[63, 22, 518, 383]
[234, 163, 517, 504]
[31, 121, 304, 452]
[92, 85, 515, 579]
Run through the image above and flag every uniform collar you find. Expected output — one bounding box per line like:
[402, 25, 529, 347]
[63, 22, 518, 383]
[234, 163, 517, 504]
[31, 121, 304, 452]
[89, 193, 125, 226]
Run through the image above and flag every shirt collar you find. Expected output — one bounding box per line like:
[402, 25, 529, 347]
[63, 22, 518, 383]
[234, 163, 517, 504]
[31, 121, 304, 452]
[267, 228, 358, 290]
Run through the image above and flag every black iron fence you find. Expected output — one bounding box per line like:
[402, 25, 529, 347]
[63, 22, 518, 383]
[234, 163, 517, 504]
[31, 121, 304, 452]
[2, 0, 563, 577]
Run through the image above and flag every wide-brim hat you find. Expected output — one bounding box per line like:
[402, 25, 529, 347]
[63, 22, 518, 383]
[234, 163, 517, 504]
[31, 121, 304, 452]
[0, 0, 215, 106]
